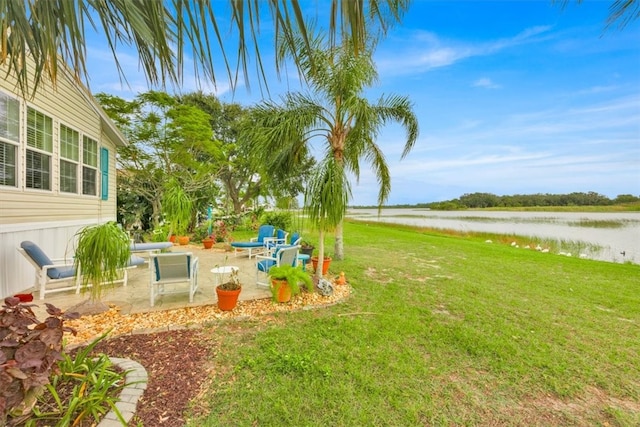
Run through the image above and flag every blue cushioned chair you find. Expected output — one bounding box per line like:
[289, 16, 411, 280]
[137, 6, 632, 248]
[255, 245, 300, 288]
[264, 229, 289, 255]
[19, 240, 145, 300]
[289, 232, 301, 246]
[230, 224, 275, 258]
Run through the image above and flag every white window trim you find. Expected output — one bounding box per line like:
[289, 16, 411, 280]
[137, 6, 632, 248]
[0, 92, 21, 189]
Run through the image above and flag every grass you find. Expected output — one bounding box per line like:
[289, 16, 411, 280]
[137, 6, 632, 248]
[188, 220, 640, 426]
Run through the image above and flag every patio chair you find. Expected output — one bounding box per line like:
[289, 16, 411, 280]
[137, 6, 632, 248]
[149, 252, 199, 307]
[18, 240, 144, 300]
[264, 229, 289, 254]
[289, 232, 302, 246]
[230, 224, 275, 258]
[255, 245, 300, 288]
[130, 241, 174, 268]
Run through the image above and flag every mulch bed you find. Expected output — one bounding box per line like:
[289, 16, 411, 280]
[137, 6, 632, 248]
[63, 284, 351, 425]
[90, 329, 209, 427]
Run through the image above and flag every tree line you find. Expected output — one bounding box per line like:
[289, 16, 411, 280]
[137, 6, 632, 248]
[355, 192, 640, 210]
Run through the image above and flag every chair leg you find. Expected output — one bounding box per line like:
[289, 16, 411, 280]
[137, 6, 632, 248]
[39, 275, 46, 300]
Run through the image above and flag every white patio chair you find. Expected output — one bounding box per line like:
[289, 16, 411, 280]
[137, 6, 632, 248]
[255, 245, 300, 288]
[18, 240, 144, 300]
[149, 252, 199, 307]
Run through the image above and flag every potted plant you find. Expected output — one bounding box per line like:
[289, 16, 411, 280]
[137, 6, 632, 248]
[162, 179, 193, 245]
[311, 253, 332, 276]
[300, 241, 315, 256]
[215, 267, 241, 311]
[202, 236, 214, 249]
[74, 221, 131, 304]
[196, 220, 215, 249]
[267, 264, 313, 303]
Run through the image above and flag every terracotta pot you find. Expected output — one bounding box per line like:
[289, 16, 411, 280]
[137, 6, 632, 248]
[202, 238, 214, 249]
[216, 285, 242, 311]
[177, 235, 190, 245]
[169, 235, 176, 243]
[271, 279, 292, 303]
[311, 256, 332, 276]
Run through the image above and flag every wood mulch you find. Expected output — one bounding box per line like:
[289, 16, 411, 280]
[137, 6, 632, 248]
[65, 284, 351, 426]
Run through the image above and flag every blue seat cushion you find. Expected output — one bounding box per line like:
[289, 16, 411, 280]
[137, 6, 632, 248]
[290, 232, 300, 245]
[21, 241, 75, 280]
[128, 255, 146, 267]
[257, 259, 276, 272]
[49, 266, 76, 280]
[231, 241, 264, 248]
[130, 242, 173, 251]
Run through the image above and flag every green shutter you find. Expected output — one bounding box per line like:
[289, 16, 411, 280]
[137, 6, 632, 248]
[100, 147, 109, 200]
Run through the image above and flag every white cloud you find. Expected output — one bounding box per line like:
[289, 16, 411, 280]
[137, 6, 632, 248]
[377, 25, 554, 76]
[472, 78, 501, 89]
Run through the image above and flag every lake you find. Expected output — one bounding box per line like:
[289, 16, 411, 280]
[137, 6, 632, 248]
[346, 209, 640, 265]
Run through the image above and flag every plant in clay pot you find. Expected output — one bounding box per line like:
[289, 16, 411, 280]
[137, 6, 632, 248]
[300, 241, 315, 256]
[215, 266, 241, 311]
[311, 253, 332, 276]
[162, 179, 193, 245]
[267, 264, 313, 303]
[202, 236, 214, 249]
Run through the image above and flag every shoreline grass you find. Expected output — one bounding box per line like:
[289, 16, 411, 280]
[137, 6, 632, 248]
[189, 221, 640, 426]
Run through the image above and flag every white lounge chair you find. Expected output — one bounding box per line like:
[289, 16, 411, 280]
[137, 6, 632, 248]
[18, 240, 144, 300]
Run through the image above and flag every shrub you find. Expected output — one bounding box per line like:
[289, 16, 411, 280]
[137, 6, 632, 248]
[0, 297, 79, 425]
[260, 211, 293, 232]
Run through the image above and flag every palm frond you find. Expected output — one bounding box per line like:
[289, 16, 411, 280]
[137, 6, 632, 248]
[1, 0, 409, 98]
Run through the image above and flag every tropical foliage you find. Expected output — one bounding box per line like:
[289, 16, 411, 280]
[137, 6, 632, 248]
[96, 91, 220, 229]
[248, 32, 418, 269]
[73, 222, 131, 302]
[1, 0, 409, 97]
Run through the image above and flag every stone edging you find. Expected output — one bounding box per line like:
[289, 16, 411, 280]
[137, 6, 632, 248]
[98, 358, 148, 427]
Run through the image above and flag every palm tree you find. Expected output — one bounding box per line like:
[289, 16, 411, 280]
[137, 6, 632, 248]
[249, 33, 419, 272]
[1, 0, 410, 97]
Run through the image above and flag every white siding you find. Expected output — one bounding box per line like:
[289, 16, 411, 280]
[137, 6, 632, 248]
[0, 59, 124, 298]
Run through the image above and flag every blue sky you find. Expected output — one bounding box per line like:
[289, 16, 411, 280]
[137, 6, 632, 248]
[85, 1, 640, 206]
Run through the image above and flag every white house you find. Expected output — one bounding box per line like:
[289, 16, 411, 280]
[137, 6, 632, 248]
[0, 61, 127, 299]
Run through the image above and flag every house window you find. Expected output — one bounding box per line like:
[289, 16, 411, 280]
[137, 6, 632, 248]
[59, 124, 79, 193]
[82, 136, 98, 195]
[26, 107, 53, 190]
[0, 93, 19, 187]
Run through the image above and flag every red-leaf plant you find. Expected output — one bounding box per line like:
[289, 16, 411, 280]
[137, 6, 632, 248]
[0, 297, 79, 426]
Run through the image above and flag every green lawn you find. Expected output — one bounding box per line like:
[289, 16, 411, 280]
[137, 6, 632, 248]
[188, 220, 640, 426]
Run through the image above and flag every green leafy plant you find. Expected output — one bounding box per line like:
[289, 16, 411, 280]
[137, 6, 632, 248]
[193, 222, 212, 242]
[267, 264, 313, 301]
[74, 222, 131, 302]
[0, 297, 79, 426]
[30, 333, 128, 427]
[163, 179, 193, 237]
[260, 211, 292, 232]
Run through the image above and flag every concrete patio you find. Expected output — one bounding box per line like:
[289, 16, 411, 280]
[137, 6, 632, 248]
[28, 244, 274, 320]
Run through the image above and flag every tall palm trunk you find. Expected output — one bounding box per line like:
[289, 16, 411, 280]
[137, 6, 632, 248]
[334, 221, 344, 260]
[315, 229, 326, 280]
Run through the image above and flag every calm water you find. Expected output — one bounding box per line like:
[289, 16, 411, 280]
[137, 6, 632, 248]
[347, 209, 640, 265]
